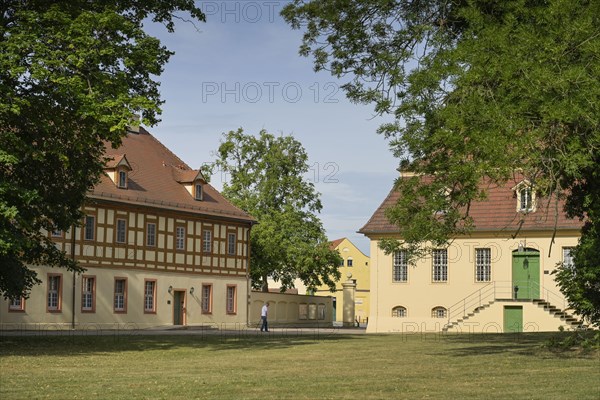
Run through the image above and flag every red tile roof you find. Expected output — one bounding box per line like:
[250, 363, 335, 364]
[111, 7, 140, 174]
[329, 238, 346, 250]
[90, 127, 255, 223]
[359, 176, 583, 236]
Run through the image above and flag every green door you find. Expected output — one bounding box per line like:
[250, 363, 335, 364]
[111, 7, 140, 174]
[504, 306, 523, 333]
[512, 250, 540, 299]
[173, 291, 184, 325]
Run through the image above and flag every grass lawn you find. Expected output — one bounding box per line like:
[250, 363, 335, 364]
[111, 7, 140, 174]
[0, 330, 598, 399]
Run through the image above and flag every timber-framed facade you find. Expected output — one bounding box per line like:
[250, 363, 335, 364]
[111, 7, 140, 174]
[1, 127, 255, 330]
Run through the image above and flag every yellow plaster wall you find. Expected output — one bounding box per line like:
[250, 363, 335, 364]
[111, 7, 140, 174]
[315, 238, 371, 322]
[0, 265, 249, 330]
[367, 231, 579, 333]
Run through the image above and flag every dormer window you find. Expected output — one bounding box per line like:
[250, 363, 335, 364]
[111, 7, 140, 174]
[118, 170, 128, 189]
[519, 187, 532, 212]
[174, 168, 207, 201]
[513, 180, 536, 213]
[105, 154, 132, 189]
[195, 182, 203, 201]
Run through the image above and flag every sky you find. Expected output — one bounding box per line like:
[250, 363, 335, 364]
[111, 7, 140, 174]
[143, 1, 399, 255]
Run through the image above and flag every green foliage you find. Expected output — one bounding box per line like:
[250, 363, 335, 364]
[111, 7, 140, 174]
[0, 1, 205, 299]
[554, 219, 600, 328]
[283, 0, 600, 324]
[213, 128, 342, 292]
[546, 329, 600, 351]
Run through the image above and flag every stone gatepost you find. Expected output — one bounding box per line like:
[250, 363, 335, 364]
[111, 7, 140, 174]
[342, 273, 356, 327]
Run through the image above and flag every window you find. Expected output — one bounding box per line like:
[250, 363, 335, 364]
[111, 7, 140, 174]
[475, 248, 492, 282]
[393, 250, 408, 282]
[114, 278, 127, 313]
[432, 306, 447, 318]
[227, 233, 236, 255]
[432, 249, 448, 282]
[84, 215, 95, 241]
[175, 226, 185, 250]
[318, 304, 326, 320]
[51, 230, 63, 238]
[339, 258, 344, 266]
[81, 276, 95, 312]
[146, 223, 156, 247]
[9, 297, 25, 312]
[299, 304, 308, 320]
[347, 258, 353, 267]
[201, 284, 212, 314]
[392, 306, 407, 318]
[47, 274, 62, 312]
[144, 280, 156, 313]
[195, 183, 203, 201]
[118, 170, 127, 188]
[563, 247, 576, 276]
[116, 219, 127, 244]
[226, 285, 236, 314]
[563, 247, 575, 269]
[519, 187, 533, 212]
[203, 230, 212, 254]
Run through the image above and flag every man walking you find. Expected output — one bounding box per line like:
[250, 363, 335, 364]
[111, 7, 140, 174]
[260, 302, 270, 332]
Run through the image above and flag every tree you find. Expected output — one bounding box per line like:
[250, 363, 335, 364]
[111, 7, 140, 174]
[282, 1, 600, 326]
[213, 128, 342, 292]
[0, 1, 205, 299]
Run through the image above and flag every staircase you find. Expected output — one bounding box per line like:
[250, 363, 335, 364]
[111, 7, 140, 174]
[442, 282, 586, 332]
[532, 299, 586, 329]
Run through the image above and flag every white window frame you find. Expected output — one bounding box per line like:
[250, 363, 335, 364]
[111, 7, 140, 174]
[47, 274, 61, 312]
[118, 170, 128, 188]
[146, 223, 156, 247]
[432, 307, 447, 318]
[226, 285, 236, 314]
[432, 249, 448, 282]
[227, 233, 236, 255]
[201, 284, 212, 314]
[203, 230, 212, 254]
[81, 276, 95, 312]
[144, 280, 156, 313]
[116, 218, 127, 244]
[392, 306, 407, 317]
[114, 278, 127, 313]
[175, 226, 185, 250]
[195, 183, 203, 201]
[9, 297, 25, 312]
[84, 215, 95, 241]
[475, 248, 492, 282]
[563, 247, 575, 275]
[393, 250, 408, 282]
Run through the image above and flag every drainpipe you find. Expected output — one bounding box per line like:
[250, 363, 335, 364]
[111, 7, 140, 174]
[71, 224, 76, 330]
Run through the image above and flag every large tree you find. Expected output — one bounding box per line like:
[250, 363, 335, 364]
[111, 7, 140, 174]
[213, 128, 342, 292]
[282, 0, 600, 326]
[0, 1, 205, 299]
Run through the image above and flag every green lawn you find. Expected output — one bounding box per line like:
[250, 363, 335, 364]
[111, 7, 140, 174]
[0, 331, 598, 399]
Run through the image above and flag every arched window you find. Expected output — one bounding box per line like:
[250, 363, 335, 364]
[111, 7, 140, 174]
[431, 306, 447, 318]
[392, 306, 407, 318]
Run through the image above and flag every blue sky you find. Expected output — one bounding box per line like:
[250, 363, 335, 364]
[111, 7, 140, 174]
[144, 2, 399, 254]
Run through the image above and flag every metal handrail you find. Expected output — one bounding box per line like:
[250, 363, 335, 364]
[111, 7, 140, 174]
[447, 280, 569, 326]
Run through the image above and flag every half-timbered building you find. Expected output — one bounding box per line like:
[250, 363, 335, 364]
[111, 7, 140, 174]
[1, 126, 255, 330]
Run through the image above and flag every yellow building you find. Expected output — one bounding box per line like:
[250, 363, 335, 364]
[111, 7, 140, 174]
[1, 127, 255, 330]
[360, 174, 585, 333]
[314, 238, 370, 323]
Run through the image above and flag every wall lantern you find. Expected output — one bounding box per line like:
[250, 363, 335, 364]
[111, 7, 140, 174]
[168, 285, 173, 294]
[190, 287, 195, 295]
